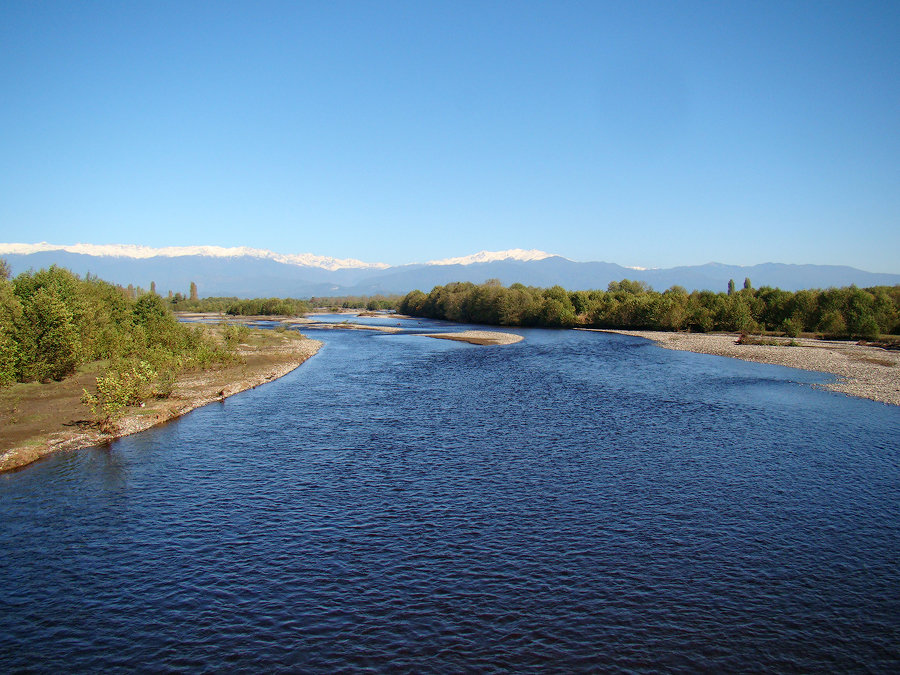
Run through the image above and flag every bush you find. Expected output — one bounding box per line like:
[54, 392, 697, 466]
[782, 316, 803, 338]
[0, 329, 18, 386]
[222, 322, 250, 348]
[21, 288, 80, 381]
[82, 360, 157, 431]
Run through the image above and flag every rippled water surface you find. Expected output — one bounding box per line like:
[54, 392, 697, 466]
[2, 323, 899, 672]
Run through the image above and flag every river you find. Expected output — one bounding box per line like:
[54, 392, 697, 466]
[2, 318, 898, 672]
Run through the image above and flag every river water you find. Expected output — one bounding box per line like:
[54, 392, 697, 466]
[2, 319, 898, 672]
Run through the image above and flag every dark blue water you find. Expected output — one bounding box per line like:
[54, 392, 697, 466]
[2, 324, 899, 672]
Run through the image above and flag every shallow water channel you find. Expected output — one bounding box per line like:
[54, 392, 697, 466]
[2, 319, 899, 672]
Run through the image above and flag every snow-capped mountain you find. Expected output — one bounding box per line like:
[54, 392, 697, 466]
[0, 243, 557, 270]
[0, 242, 389, 271]
[425, 249, 557, 266]
[2, 242, 898, 297]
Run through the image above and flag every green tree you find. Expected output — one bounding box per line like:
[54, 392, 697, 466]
[686, 291, 720, 332]
[844, 287, 879, 339]
[608, 279, 652, 295]
[569, 290, 594, 316]
[467, 284, 503, 324]
[0, 276, 22, 384]
[756, 287, 792, 330]
[189, 281, 198, 301]
[20, 288, 80, 381]
[817, 311, 847, 337]
[870, 288, 898, 334]
[399, 290, 427, 316]
[133, 292, 171, 325]
[722, 294, 757, 332]
[727, 279, 735, 296]
[781, 316, 803, 337]
[538, 298, 576, 327]
[656, 288, 689, 330]
[496, 287, 533, 325]
[788, 289, 818, 332]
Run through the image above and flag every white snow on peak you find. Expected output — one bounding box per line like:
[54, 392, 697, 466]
[0, 242, 390, 271]
[426, 249, 558, 266]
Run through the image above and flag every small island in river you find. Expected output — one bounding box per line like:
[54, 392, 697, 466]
[424, 330, 524, 346]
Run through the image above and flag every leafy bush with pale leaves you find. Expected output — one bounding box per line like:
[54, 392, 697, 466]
[82, 361, 157, 431]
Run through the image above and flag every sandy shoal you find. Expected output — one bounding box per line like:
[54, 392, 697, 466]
[298, 321, 404, 333]
[590, 329, 900, 406]
[424, 330, 524, 346]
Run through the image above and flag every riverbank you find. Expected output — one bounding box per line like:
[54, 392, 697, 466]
[0, 329, 321, 473]
[594, 329, 900, 406]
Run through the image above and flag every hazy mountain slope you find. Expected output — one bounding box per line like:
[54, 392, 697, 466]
[354, 258, 900, 294]
[1, 252, 356, 297]
[3, 248, 899, 297]
[344, 257, 628, 294]
[640, 263, 900, 294]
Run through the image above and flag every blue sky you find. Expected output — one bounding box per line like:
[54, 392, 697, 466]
[1, 1, 898, 271]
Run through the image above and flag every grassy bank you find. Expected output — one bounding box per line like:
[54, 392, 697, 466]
[0, 326, 321, 473]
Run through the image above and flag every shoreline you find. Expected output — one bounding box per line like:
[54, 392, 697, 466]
[592, 329, 900, 406]
[0, 334, 322, 474]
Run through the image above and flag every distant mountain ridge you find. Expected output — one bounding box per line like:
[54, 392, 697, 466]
[0, 242, 390, 271]
[2, 243, 898, 298]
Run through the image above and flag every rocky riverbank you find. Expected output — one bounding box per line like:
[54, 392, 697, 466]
[595, 329, 900, 406]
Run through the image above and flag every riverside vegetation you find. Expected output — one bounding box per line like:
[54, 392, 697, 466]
[171, 295, 313, 316]
[400, 279, 900, 340]
[0, 262, 241, 431]
[166, 294, 400, 314]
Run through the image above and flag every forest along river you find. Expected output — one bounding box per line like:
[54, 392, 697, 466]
[1, 317, 898, 672]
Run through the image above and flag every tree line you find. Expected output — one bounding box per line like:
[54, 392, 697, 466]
[0, 262, 233, 387]
[399, 278, 900, 339]
[223, 297, 311, 316]
[159, 294, 311, 316]
[167, 293, 398, 315]
[309, 294, 401, 311]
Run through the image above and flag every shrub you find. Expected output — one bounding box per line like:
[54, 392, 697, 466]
[21, 288, 80, 381]
[222, 322, 249, 348]
[82, 360, 157, 431]
[782, 316, 803, 338]
[0, 330, 18, 386]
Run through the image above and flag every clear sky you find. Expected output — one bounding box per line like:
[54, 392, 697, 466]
[1, 1, 898, 271]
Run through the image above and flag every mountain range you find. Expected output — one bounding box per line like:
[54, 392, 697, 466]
[2, 243, 898, 298]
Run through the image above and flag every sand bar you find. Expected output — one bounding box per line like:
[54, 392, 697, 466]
[308, 322, 404, 333]
[591, 329, 900, 406]
[424, 330, 524, 346]
[176, 312, 404, 333]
